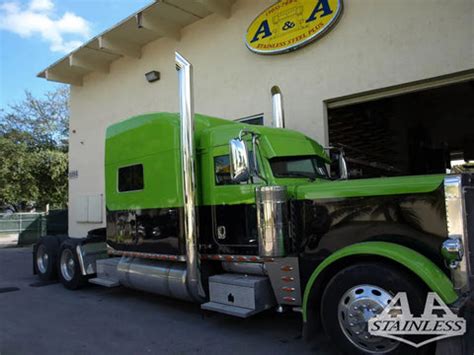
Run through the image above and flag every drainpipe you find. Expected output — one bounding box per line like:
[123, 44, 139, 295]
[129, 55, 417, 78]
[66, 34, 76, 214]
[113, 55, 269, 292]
[175, 52, 205, 302]
[271, 85, 285, 128]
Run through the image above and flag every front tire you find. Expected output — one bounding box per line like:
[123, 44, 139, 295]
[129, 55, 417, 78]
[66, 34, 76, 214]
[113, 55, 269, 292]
[58, 240, 87, 290]
[321, 262, 427, 354]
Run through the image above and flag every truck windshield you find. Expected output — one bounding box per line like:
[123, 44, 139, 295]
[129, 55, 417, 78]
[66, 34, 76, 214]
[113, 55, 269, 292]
[270, 155, 329, 180]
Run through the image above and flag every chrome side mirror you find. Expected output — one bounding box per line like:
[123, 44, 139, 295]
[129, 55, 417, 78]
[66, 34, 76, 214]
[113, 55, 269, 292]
[229, 138, 250, 182]
[326, 147, 349, 180]
[338, 152, 349, 180]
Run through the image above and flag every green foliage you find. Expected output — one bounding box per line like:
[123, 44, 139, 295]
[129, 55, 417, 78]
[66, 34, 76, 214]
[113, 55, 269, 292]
[0, 87, 69, 149]
[0, 87, 69, 210]
[32, 149, 68, 208]
[0, 137, 38, 207]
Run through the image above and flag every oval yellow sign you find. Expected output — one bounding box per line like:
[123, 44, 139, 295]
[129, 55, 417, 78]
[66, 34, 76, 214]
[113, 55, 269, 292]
[245, 0, 343, 55]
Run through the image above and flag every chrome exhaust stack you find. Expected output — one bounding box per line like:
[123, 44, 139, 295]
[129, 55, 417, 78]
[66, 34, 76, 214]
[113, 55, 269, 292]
[271, 85, 285, 128]
[175, 52, 205, 302]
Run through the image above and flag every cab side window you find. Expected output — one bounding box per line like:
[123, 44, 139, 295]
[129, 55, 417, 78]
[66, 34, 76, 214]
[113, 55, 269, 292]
[214, 154, 258, 185]
[214, 155, 235, 185]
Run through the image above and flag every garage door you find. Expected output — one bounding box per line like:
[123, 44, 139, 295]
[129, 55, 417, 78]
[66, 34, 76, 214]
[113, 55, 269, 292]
[327, 80, 474, 179]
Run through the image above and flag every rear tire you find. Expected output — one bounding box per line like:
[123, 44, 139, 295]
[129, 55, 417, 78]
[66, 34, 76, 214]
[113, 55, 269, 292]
[321, 262, 428, 355]
[34, 237, 59, 281]
[58, 240, 87, 290]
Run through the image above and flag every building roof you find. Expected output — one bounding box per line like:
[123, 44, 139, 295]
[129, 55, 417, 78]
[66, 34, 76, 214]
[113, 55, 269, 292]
[37, 0, 235, 86]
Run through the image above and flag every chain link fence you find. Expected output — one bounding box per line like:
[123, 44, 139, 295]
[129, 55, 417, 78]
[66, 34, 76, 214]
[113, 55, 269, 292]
[0, 211, 66, 247]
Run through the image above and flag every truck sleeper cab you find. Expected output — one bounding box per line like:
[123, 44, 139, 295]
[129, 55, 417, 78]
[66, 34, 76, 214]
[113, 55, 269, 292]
[33, 53, 473, 355]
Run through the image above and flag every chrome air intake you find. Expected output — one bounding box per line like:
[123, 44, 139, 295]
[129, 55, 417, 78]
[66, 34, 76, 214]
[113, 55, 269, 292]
[176, 52, 205, 302]
[271, 86, 285, 128]
[256, 186, 288, 257]
[465, 179, 474, 282]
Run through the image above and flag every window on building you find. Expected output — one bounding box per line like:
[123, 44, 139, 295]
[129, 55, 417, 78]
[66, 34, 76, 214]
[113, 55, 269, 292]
[118, 164, 144, 192]
[236, 114, 264, 126]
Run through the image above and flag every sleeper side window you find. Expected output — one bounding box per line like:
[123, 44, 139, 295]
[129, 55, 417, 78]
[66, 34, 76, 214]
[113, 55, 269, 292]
[118, 164, 144, 192]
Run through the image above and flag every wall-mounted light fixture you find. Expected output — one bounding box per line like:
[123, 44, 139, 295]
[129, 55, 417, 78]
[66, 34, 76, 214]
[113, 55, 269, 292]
[145, 70, 160, 83]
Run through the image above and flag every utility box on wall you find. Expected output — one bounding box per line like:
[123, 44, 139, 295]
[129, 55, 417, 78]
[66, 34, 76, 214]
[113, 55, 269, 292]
[76, 195, 103, 223]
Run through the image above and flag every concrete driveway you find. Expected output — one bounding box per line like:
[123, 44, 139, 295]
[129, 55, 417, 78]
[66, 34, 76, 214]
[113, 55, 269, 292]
[0, 247, 334, 355]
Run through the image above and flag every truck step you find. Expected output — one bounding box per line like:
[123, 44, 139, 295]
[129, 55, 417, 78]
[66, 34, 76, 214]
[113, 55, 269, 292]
[201, 301, 263, 318]
[88, 257, 121, 287]
[89, 277, 120, 287]
[200, 273, 276, 317]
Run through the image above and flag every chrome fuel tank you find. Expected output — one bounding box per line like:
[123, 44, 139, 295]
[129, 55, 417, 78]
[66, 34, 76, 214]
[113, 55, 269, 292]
[117, 257, 193, 302]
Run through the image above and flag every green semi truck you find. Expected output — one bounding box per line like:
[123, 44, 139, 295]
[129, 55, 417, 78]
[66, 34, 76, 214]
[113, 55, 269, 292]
[33, 53, 472, 354]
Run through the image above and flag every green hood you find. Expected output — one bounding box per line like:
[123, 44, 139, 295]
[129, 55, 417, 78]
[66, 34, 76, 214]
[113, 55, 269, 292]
[294, 174, 445, 200]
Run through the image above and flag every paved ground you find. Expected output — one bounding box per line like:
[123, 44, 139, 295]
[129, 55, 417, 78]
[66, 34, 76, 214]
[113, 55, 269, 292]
[0, 234, 19, 248]
[0, 247, 334, 355]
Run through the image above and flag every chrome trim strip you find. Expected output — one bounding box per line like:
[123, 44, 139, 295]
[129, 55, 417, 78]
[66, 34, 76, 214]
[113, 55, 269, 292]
[108, 250, 273, 264]
[108, 249, 187, 262]
[201, 254, 274, 263]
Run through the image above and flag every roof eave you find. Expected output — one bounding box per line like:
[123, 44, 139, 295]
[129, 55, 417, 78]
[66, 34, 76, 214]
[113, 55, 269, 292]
[37, 0, 235, 85]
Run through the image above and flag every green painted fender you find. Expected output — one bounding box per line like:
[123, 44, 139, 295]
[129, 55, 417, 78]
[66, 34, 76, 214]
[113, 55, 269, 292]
[302, 242, 458, 322]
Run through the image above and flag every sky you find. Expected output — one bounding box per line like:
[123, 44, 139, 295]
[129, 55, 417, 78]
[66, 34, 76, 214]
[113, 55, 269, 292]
[0, 0, 152, 109]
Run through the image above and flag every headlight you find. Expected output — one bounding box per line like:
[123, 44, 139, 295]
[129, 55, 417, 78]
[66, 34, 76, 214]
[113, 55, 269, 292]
[441, 238, 464, 268]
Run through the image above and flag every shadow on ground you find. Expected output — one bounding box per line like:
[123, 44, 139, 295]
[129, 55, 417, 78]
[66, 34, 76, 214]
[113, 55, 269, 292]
[0, 247, 337, 355]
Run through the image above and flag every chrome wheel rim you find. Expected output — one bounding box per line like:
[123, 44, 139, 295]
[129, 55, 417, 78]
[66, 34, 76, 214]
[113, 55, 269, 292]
[338, 284, 399, 353]
[36, 244, 49, 274]
[60, 249, 75, 282]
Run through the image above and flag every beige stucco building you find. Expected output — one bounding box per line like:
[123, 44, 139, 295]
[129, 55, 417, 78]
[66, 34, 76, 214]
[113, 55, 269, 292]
[39, 0, 474, 237]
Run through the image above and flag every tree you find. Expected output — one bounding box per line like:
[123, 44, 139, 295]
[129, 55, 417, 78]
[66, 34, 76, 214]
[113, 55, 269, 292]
[32, 149, 68, 208]
[0, 87, 69, 211]
[0, 86, 69, 149]
[0, 137, 38, 208]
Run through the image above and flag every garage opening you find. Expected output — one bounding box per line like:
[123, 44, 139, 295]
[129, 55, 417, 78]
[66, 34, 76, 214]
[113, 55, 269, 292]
[327, 80, 474, 179]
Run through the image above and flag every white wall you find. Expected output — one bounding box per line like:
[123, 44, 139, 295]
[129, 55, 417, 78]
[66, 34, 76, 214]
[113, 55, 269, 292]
[68, 0, 474, 237]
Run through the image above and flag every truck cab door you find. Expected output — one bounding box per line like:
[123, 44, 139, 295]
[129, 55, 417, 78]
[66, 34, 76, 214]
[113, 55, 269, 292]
[200, 147, 260, 255]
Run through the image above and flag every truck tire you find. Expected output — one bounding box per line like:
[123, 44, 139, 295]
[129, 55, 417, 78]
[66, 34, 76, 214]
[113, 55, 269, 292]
[321, 262, 429, 355]
[58, 240, 87, 290]
[34, 237, 59, 281]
